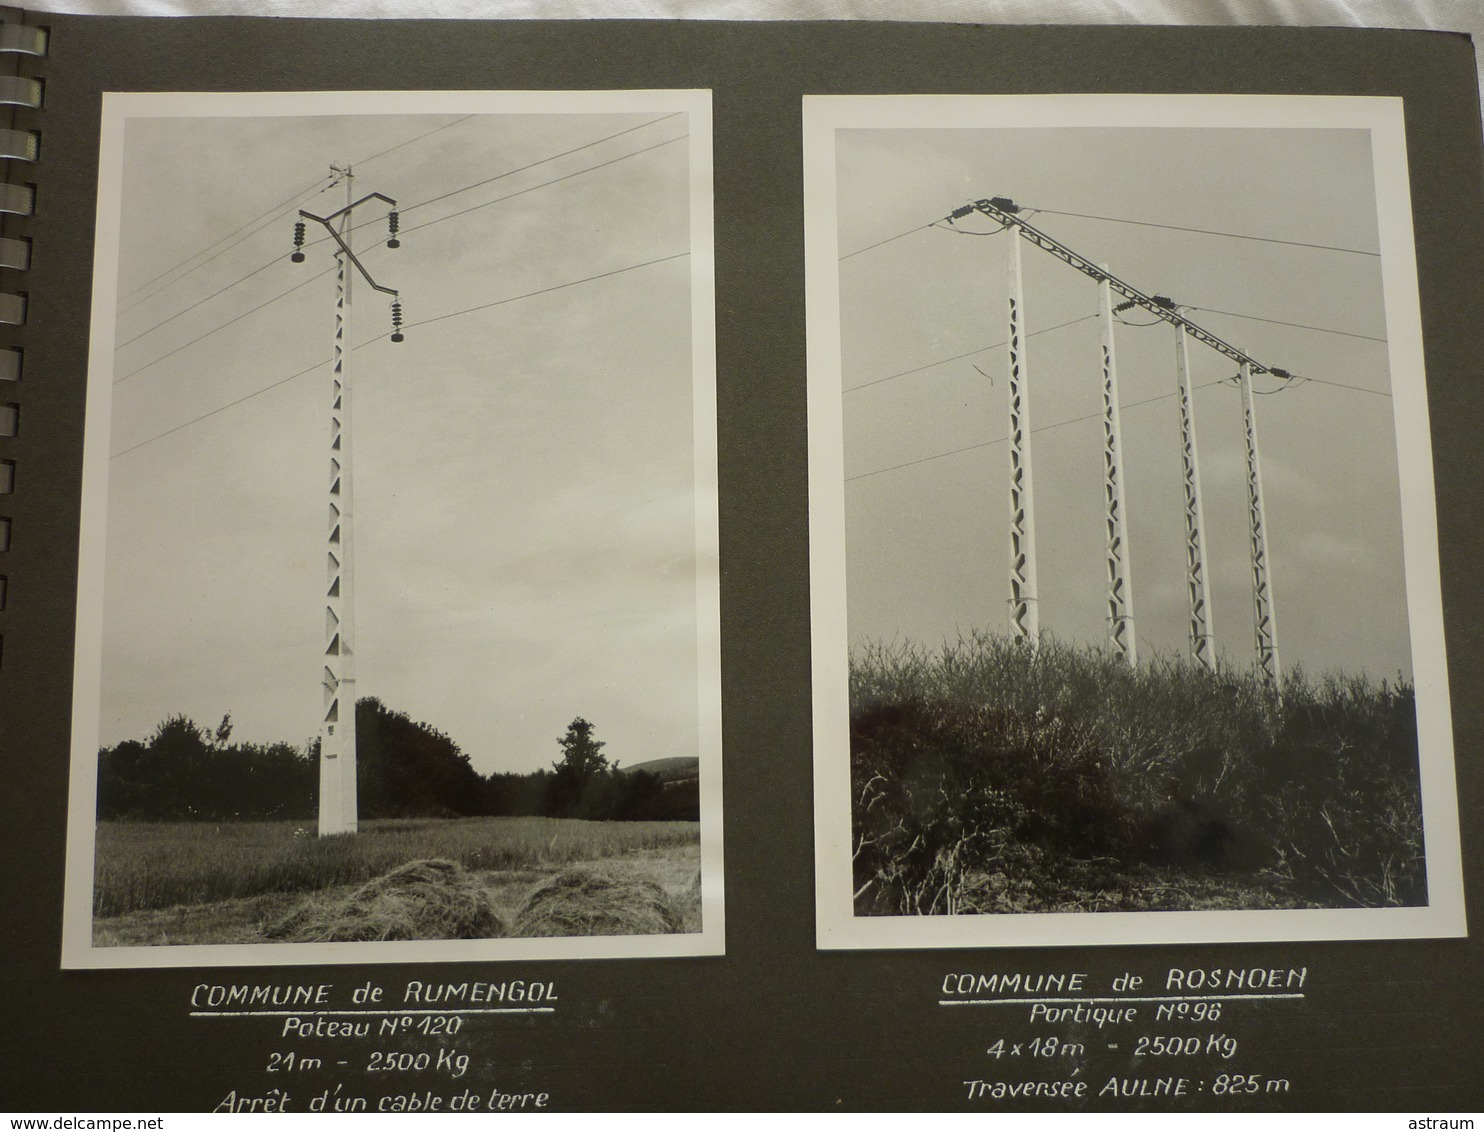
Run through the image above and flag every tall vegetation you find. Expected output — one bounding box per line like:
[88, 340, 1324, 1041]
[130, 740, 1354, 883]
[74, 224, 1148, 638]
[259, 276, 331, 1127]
[97, 702, 697, 824]
[97, 714, 314, 821]
[355, 698, 487, 818]
[851, 631, 1425, 915]
[543, 716, 669, 821]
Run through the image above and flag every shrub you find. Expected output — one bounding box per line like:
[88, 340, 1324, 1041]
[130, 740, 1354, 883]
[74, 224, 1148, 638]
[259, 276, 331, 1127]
[1250, 670, 1425, 905]
[849, 632, 1426, 912]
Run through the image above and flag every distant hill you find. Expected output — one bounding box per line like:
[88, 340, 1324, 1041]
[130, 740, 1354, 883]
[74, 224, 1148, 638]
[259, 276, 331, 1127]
[620, 756, 699, 784]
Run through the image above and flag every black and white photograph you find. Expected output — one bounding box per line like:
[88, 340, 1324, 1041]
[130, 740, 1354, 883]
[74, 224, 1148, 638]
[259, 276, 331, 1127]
[62, 90, 722, 967]
[806, 94, 1466, 949]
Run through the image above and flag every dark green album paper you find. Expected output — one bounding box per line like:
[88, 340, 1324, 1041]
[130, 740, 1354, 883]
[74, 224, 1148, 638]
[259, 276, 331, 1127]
[0, 14, 1480, 1111]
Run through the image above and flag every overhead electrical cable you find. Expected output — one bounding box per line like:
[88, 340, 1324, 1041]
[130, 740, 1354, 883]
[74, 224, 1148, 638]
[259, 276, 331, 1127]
[118, 178, 329, 313]
[110, 357, 331, 460]
[116, 122, 685, 354]
[353, 114, 475, 170]
[845, 365, 1390, 484]
[930, 219, 1004, 236]
[843, 315, 1098, 393]
[116, 254, 293, 351]
[1273, 373, 1390, 398]
[839, 221, 937, 261]
[111, 251, 689, 459]
[1028, 207, 1380, 257]
[396, 112, 680, 219]
[119, 117, 477, 314]
[330, 113, 683, 247]
[1189, 305, 1387, 343]
[114, 268, 331, 385]
[397, 134, 685, 241]
[844, 299, 1377, 397]
[390, 251, 688, 334]
[846, 378, 1226, 483]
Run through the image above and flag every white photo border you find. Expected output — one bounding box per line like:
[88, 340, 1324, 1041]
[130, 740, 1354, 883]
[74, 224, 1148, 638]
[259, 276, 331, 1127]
[63, 88, 723, 968]
[806, 93, 1467, 950]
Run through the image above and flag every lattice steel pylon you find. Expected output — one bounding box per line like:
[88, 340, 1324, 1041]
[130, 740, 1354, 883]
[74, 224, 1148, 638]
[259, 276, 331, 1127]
[1175, 323, 1216, 671]
[323, 235, 357, 837]
[1239, 361, 1281, 684]
[1005, 225, 1039, 645]
[1099, 274, 1136, 666]
[292, 165, 403, 836]
[949, 197, 1294, 679]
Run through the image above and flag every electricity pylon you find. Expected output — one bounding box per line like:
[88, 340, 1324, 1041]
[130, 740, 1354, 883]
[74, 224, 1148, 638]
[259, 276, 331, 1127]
[1239, 359, 1281, 684]
[1098, 270, 1136, 666]
[1004, 225, 1039, 645]
[1174, 319, 1216, 672]
[291, 164, 404, 836]
[949, 196, 1291, 678]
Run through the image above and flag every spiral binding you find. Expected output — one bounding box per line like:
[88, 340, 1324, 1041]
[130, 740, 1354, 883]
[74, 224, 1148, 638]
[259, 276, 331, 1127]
[0, 14, 44, 667]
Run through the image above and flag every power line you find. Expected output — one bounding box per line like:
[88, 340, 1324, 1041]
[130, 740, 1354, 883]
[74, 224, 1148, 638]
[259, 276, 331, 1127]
[111, 251, 689, 458]
[398, 113, 679, 220]
[839, 222, 935, 261]
[1189, 305, 1387, 344]
[843, 315, 1097, 394]
[394, 251, 688, 334]
[116, 253, 290, 351]
[355, 114, 474, 170]
[399, 134, 684, 241]
[843, 199, 1380, 268]
[845, 436, 1002, 482]
[118, 178, 328, 313]
[845, 378, 1222, 483]
[110, 357, 329, 460]
[1286, 374, 1391, 398]
[114, 268, 331, 385]
[324, 115, 681, 253]
[116, 122, 685, 356]
[119, 118, 477, 315]
[1029, 207, 1380, 258]
[844, 298, 1380, 400]
[844, 365, 1390, 483]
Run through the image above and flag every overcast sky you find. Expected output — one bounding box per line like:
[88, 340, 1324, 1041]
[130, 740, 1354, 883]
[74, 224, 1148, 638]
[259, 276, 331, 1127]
[89, 95, 715, 776]
[828, 114, 1419, 681]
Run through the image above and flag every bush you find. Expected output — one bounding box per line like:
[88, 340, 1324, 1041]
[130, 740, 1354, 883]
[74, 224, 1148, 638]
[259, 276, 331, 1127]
[97, 715, 315, 822]
[850, 632, 1426, 912]
[852, 696, 1121, 914]
[1250, 670, 1425, 905]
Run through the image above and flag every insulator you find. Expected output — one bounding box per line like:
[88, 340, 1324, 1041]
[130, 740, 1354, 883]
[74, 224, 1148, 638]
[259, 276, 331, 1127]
[390, 299, 404, 342]
[988, 196, 1021, 214]
[1151, 294, 1176, 309]
[949, 204, 975, 220]
[291, 220, 306, 263]
[387, 209, 401, 249]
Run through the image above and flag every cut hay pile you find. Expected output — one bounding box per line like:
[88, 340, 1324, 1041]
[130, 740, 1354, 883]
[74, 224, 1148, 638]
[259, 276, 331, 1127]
[510, 866, 683, 938]
[266, 858, 505, 943]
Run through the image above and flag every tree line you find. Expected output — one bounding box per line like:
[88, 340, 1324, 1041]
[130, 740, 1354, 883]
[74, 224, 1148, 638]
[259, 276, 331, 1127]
[96, 699, 698, 824]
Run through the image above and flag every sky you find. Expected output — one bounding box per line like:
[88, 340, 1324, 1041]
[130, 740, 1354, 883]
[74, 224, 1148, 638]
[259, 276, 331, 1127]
[829, 116, 1419, 682]
[87, 95, 716, 777]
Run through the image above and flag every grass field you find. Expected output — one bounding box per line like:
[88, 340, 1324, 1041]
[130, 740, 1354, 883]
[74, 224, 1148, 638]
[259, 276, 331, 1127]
[851, 630, 1427, 916]
[92, 816, 701, 946]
